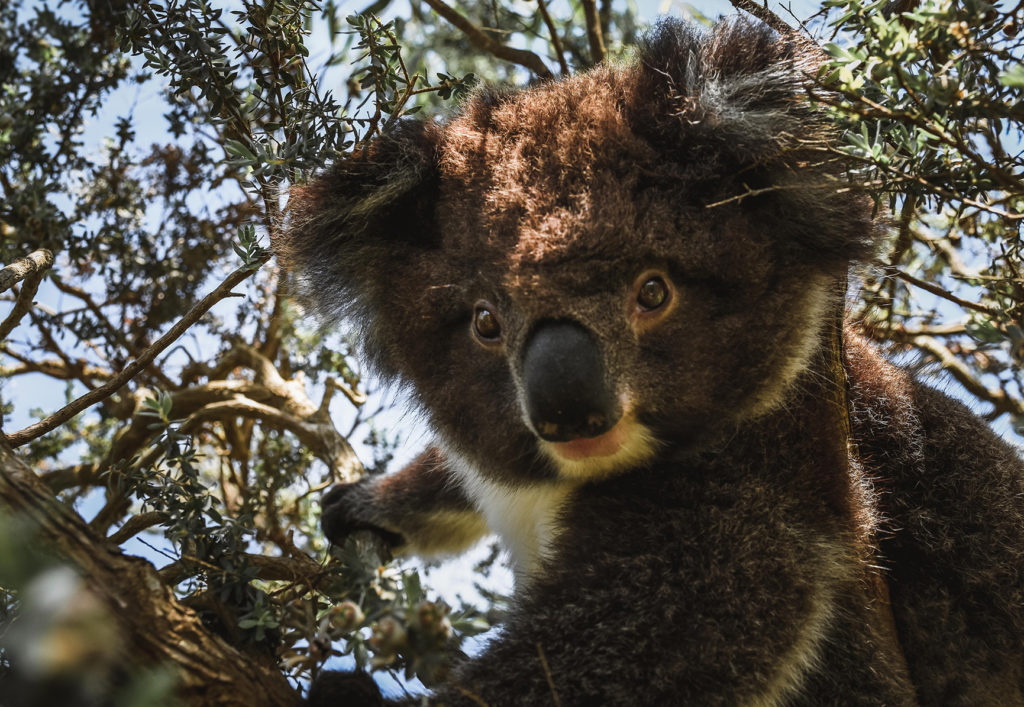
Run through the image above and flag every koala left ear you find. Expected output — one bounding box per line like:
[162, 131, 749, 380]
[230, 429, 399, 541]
[634, 18, 881, 266]
[275, 121, 440, 324]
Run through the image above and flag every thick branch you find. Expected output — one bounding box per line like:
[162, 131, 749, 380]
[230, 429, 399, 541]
[727, 0, 794, 34]
[177, 397, 361, 479]
[422, 0, 553, 79]
[5, 255, 270, 448]
[160, 551, 332, 588]
[0, 355, 113, 382]
[0, 249, 54, 342]
[41, 463, 100, 492]
[580, 0, 605, 64]
[218, 344, 317, 417]
[102, 379, 291, 477]
[90, 345, 364, 532]
[0, 444, 301, 707]
[0, 249, 53, 294]
[107, 510, 170, 545]
[913, 336, 1024, 417]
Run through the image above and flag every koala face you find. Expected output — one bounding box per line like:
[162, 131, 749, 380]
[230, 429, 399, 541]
[279, 19, 878, 487]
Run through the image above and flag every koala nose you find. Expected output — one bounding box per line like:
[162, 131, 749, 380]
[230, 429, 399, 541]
[521, 320, 620, 442]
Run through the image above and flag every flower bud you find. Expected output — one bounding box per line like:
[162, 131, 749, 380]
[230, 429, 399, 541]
[369, 615, 407, 655]
[416, 601, 452, 641]
[329, 601, 365, 633]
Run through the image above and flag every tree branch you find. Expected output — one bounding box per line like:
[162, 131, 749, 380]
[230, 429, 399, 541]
[49, 275, 177, 389]
[727, 0, 795, 34]
[536, 0, 569, 76]
[580, 0, 605, 64]
[107, 510, 170, 545]
[0, 249, 53, 294]
[421, 0, 553, 79]
[0, 249, 54, 342]
[160, 551, 333, 589]
[5, 255, 270, 448]
[0, 354, 113, 382]
[912, 335, 1024, 417]
[890, 268, 1002, 318]
[0, 444, 301, 706]
[174, 397, 361, 479]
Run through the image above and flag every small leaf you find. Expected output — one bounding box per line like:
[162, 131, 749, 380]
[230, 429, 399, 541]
[224, 139, 256, 161]
[999, 64, 1024, 88]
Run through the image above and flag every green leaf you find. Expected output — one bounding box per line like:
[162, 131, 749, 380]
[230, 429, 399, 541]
[999, 64, 1024, 89]
[223, 139, 256, 160]
[965, 318, 1004, 344]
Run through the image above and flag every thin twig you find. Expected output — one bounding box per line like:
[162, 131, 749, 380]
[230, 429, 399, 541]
[823, 144, 1024, 220]
[50, 275, 177, 389]
[704, 179, 866, 209]
[536, 642, 562, 707]
[160, 551, 332, 588]
[889, 268, 1002, 318]
[422, 0, 553, 79]
[6, 255, 270, 448]
[536, 0, 569, 76]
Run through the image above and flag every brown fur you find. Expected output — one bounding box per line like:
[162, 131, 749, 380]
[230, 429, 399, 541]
[279, 17, 1024, 706]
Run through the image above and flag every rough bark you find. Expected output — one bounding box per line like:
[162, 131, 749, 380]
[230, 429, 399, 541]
[0, 444, 303, 707]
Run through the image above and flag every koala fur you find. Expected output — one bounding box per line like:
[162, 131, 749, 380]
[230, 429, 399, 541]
[276, 17, 1024, 706]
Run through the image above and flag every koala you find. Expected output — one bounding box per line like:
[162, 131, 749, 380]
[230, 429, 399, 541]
[277, 17, 1024, 706]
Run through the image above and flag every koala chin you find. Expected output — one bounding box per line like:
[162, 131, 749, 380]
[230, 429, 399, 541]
[278, 16, 1024, 707]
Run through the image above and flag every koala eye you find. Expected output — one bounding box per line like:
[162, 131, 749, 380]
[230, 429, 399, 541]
[630, 271, 676, 333]
[472, 303, 502, 343]
[637, 277, 669, 311]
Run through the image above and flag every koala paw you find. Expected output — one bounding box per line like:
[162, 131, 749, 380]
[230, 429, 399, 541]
[321, 483, 405, 548]
[306, 670, 384, 707]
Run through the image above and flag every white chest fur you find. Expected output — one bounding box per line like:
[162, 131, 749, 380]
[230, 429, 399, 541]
[445, 449, 576, 582]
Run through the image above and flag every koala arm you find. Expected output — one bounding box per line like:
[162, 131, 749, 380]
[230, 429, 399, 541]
[321, 447, 488, 557]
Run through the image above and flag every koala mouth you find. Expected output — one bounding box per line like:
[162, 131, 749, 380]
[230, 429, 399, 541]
[548, 419, 629, 461]
[541, 413, 658, 480]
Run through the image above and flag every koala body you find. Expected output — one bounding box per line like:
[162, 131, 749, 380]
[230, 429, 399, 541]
[278, 18, 1024, 706]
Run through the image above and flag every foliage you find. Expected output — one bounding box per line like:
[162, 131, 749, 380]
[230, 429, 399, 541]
[822, 0, 1024, 429]
[0, 0, 1021, 703]
[0, 0, 495, 701]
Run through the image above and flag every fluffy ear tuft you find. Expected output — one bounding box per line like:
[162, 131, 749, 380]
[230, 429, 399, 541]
[633, 17, 881, 265]
[274, 121, 440, 325]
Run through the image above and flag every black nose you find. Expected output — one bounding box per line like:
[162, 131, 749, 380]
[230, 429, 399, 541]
[521, 320, 620, 442]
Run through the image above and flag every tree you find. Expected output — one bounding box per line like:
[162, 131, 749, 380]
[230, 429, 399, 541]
[0, 0, 1020, 703]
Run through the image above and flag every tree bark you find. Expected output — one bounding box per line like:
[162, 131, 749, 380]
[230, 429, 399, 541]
[0, 444, 302, 707]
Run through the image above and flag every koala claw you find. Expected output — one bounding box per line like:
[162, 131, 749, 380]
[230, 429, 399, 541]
[321, 483, 405, 549]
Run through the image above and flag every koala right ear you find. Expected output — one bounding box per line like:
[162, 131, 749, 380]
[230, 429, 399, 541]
[274, 121, 440, 324]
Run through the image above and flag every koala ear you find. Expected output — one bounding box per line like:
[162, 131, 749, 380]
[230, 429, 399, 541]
[634, 18, 880, 265]
[275, 121, 440, 323]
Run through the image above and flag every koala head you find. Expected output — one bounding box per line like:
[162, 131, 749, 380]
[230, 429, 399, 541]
[277, 18, 880, 486]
